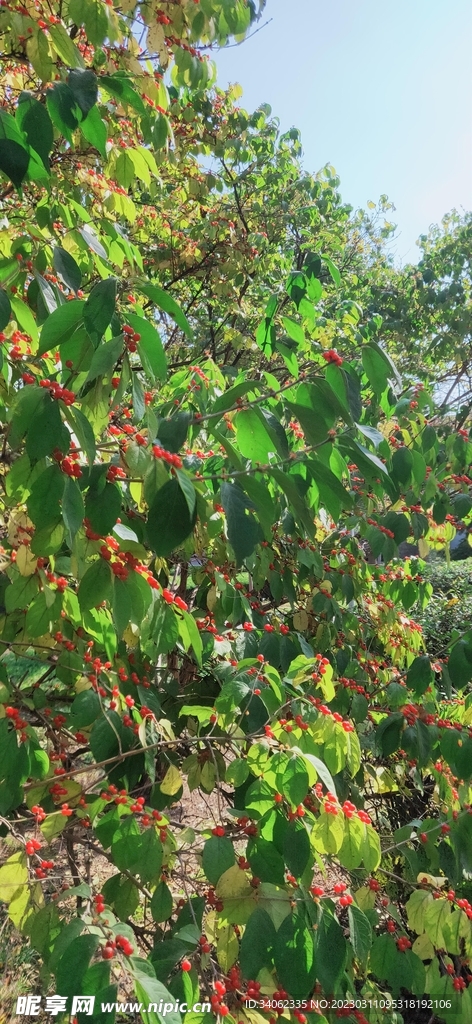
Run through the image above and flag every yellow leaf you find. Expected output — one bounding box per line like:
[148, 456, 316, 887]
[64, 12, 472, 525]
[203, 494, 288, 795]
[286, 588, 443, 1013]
[75, 675, 93, 693]
[123, 624, 140, 647]
[16, 544, 38, 576]
[158, 719, 175, 741]
[9, 882, 34, 931]
[40, 812, 68, 843]
[216, 924, 239, 972]
[416, 873, 447, 888]
[200, 761, 216, 792]
[130, 481, 144, 510]
[207, 586, 218, 611]
[354, 886, 376, 912]
[292, 610, 308, 631]
[216, 866, 253, 900]
[160, 765, 183, 796]
[7, 512, 33, 547]
[0, 852, 28, 904]
[413, 932, 435, 960]
[146, 22, 168, 66]
[55, 779, 83, 805]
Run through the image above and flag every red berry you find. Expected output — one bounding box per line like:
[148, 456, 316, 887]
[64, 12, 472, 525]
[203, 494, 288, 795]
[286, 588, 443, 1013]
[181, 959, 192, 972]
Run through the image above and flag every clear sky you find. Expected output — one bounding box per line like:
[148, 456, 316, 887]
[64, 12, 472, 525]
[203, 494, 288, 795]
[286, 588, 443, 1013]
[213, 0, 472, 264]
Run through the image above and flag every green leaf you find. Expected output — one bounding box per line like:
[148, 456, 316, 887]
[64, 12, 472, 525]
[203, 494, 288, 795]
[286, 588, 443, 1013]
[212, 380, 261, 418]
[406, 656, 433, 696]
[348, 904, 372, 961]
[234, 408, 279, 463]
[137, 828, 163, 883]
[295, 751, 337, 795]
[137, 282, 193, 339]
[134, 971, 181, 1024]
[53, 247, 81, 294]
[46, 83, 80, 143]
[90, 715, 132, 779]
[316, 911, 347, 994]
[391, 447, 414, 486]
[0, 135, 29, 189]
[202, 836, 236, 886]
[179, 610, 203, 667]
[240, 907, 276, 980]
[55, 934, 99, 997]
[282, 756, 309, 806]
[126, 312, 167, 382]
[146, 478, 197, 557]
[80, 104, 107, 160]
[312, 810, 344, 855]
[270, 468, 315, 538]
[338, 814, 364, 870]
[70, 0, 109, 46]
[79, 224, 108, 260]
[78, 558, 113, 612]
[113, 576, 132, 638]
[283, 821, 311, 878]
[406, 889, 433, 933]
[25, 394, 68, 461]
[10, 295, 38, 343]
[440, 730, 472, 781]
[84, 278, 117, 339]
[70, 689, 101, 728]
[105, 874, 139, 921]
[221, 481, 261, 566]
[68, 68, 98, 116]
[370, 933, 397, 983]
[64, 406, 96, 465]
[0, 289, 11, 331]
[26, 29, 53, 83]
[150, 882, 173, 923]
[308, 458, 353, 519]
[225, 759, 249, 787]
[341, 439, 390, 480]
[157, 413, 190, 453]
[110, 815, 142, 872]
[100, 74, 146, 115]
[48, 23, 85, 69]
[38, 300, 85, 355]
[274, 913, 316, 1000]
[16, 94, 54, 171]
[62, 476, 85, 542]
[376, 713, 404, 756]
[362, 342, 401, 394]
[323, 254, 341, 287]
[85, 336, 123, 383]
[448, 639, 472, 691]
[5, 575, 39, 614]
[115, 151, 135, 189]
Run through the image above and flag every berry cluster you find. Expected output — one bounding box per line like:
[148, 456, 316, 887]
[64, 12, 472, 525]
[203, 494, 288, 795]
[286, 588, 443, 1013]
[102, 934, 134, 959]
[152, 445, 183, 468]
[322, 349, 343, 365]
[39, 379, 76, 405]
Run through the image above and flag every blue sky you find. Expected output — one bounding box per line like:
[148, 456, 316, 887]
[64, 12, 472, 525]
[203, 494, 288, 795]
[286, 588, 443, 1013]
[213, 0, 472, 264]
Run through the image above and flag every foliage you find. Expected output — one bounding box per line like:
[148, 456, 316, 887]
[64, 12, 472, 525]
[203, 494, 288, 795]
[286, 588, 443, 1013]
[1, 3, 472, 1024]
[362, 211, 472, 396]
[417, 558, 472, 656]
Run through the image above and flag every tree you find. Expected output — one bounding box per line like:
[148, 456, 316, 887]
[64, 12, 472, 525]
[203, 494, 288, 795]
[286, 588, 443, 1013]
[1, 3, 472, 1023]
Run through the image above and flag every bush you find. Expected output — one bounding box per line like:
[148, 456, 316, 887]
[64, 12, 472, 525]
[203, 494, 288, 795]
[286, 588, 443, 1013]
[417, 558, 472, 655]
